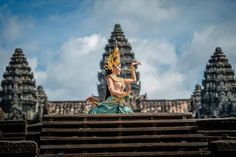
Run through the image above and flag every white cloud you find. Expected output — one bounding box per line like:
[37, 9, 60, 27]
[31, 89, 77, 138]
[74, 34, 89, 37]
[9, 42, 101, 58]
[28, 57, 48, 86]
[109, 0, 176, 22]
[131, 38, 177, 66]
[178, 22, 236, 92]
[46, 88, 74, 100]
[81, 0, 177, 36]
[0, 46, 11, 88]
[129, 21, 236, 99]
[2, 16, 34, 42]
[131, 38, 190, 99]
[61, 34, 101, 57]
[44, 34, 106, 100]
[28, 57, 38, 71]
[3, 17, 21, 41]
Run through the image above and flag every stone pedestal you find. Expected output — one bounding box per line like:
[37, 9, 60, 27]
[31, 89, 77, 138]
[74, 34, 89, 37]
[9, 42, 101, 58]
[0, 141, 39, 157]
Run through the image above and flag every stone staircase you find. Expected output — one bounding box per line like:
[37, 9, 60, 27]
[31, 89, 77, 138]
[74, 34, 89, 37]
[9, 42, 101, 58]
[0, 120, 39, 157]
[0, 120, 26, 141]
[40, 113, 211, 157]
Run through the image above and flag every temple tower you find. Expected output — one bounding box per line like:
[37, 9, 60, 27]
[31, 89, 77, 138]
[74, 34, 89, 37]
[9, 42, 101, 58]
[97, 24, 141, 100]
[197, 47, 236, 118]
[0, 48, 44, 120]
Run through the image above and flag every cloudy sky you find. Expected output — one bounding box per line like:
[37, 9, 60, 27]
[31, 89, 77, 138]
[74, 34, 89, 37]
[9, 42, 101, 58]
[0, 0, 236, 100]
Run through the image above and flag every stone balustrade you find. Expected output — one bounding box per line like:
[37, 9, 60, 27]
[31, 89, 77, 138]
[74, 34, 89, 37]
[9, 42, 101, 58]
[46, 99, 191, 115]
[47, 101, 88, 115]
[140, 99, 190, 113]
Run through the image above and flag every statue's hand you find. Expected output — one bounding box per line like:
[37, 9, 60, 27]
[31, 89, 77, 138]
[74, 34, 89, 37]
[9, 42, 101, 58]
[131, 60, 142, 66]
[122, 91, 129, 97]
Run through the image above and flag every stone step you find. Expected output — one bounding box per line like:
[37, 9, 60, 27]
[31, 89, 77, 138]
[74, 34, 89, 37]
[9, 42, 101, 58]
[43, 113, 193, 121]
[198, 130, 236, 136]
[40, 142, 209, 153]
[0, 132, 26, 141]
[26, 131, 41, 141]
[0, 120, 27, 141]
[42, 119, 196, 128]
[27, 131, 41, 136]
[0, 120, 26, 129]
[1, 132, 25, 137]
[39, 114, 213, 156]
[39, 151, 211, 157]
[197, 118, 236, 130]
[27, 123, 42, 131]
[40, 134, 207, 144]
[0, 136, 25, 140]
[41, 126, 198, 136]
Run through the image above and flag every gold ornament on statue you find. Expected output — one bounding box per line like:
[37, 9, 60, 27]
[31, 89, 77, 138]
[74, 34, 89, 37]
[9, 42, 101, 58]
[105, 46, 121, 70]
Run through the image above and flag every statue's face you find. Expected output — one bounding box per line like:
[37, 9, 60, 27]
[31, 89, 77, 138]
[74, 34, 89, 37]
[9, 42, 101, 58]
[113, 64, 121, 75]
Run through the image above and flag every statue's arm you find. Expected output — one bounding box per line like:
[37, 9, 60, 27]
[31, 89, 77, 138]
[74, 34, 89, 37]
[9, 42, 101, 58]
[124, 70, 137, 84]
[124, 61, 141, 84]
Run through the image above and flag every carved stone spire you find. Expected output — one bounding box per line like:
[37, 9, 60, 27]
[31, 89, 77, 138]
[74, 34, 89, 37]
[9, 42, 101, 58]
[97, 24, 141, 100]
[0, 48, 38, 120]
[200, 47, 236, 118]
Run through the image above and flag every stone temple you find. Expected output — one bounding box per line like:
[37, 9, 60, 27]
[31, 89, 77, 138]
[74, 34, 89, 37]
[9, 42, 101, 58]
[0, 48, 47, 121]
[1, 24, 236, 119]
[191, 47, 236, 118]
[45, 24, 190, 115]
[0, 24, 236, 156]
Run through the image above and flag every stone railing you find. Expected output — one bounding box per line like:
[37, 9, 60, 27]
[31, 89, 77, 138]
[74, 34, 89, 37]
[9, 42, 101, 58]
[46, 101, 88, 115]
[140, 99, 191, 113]
[46, 99, 191, 115]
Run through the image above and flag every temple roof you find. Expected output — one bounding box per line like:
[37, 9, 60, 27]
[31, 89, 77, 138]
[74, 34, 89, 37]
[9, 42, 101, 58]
[194, 47, 236, 118]
[0, 48, 37, 113]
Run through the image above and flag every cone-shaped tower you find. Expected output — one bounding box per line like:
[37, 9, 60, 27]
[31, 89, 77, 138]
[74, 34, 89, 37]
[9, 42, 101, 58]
[200, 47, 236, 117]
[97, 24, 141, 100]
[0, 48, 38, 120]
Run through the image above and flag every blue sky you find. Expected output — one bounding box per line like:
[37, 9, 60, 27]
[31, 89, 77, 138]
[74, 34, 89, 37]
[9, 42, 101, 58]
[0, 0, 236, 100]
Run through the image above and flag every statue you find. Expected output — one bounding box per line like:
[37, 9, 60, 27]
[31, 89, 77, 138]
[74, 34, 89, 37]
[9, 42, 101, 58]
[88, 46, 141, 114]
[0, 107, 6, 120]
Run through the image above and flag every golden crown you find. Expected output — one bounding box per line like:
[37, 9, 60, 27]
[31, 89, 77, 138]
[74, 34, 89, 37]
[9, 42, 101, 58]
[105, 46, 120, 70]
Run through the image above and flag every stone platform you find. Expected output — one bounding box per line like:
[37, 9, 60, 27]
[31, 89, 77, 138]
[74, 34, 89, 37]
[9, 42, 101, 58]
[39, 113, 210, 157]
[1, 113, 236, 156]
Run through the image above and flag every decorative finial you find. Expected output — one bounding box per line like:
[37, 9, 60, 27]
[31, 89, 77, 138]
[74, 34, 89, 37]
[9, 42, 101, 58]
[15, 48, 23, 54]
[215, 47, 222, 53]
[114, 23, 121, 29]
[37, 85, 44, 91]
[195, 84, 202, 90]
